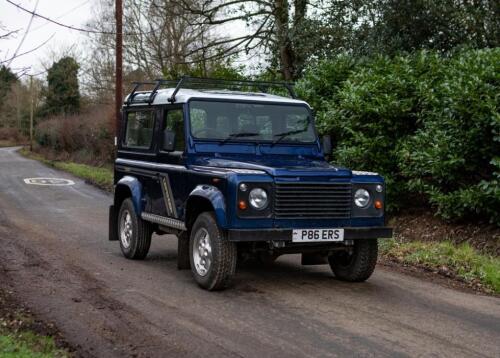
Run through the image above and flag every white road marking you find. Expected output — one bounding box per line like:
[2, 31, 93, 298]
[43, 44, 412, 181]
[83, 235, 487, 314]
[23, 177, 75, 186]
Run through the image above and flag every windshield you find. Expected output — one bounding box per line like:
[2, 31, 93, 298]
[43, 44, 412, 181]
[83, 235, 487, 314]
[189, 100, 317, 144]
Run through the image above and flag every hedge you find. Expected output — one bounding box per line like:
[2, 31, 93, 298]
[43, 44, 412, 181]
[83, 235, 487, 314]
[297, 48, 500, 225]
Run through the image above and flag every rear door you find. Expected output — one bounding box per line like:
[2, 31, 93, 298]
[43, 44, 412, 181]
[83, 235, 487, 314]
[153, 105, 189, 220]
[117, 107, 159, 213]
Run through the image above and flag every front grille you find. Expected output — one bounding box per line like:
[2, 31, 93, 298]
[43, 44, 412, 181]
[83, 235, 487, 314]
[274, 182, 352, 219]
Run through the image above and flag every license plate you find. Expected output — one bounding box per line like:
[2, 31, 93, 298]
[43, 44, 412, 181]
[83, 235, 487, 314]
[292, 229, 344, 243]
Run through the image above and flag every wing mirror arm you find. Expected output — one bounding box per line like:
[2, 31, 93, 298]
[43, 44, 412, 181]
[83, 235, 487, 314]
[322, 135, 332, 161]
[162, 130, 176, 152]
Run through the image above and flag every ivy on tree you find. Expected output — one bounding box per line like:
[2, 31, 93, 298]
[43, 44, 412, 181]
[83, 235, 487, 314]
[43, 57, 80, 116]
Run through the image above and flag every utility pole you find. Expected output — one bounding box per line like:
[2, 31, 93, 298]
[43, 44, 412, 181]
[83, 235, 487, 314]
[115, 0, 123, 145]
[29, 75, 34, 151]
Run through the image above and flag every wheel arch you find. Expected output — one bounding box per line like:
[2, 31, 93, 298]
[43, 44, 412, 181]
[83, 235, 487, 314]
[185, 185, 227, 232]
[114, 176, 143, 215]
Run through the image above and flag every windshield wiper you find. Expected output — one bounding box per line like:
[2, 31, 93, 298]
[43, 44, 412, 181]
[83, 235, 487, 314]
[271, 128, 307, 146]
[220, 132, 260, 145]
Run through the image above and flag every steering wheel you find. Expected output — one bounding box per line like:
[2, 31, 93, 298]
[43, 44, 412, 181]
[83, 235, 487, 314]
[193, 128, 218, 137]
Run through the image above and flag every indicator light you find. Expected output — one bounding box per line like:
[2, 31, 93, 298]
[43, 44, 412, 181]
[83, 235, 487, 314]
[238, 200, 247, 210]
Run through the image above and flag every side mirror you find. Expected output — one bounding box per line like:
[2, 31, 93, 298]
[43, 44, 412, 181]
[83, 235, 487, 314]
[322, 135, 332, 159]
[162, 130, 176, 152]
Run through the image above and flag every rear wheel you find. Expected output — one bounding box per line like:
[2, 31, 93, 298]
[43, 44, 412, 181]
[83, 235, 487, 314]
[118, 198, 152, 260]
[328, 239, 378, 282]
[189, 212, 237, 290]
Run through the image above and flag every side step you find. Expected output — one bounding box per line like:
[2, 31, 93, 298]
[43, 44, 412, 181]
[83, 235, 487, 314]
[141, 212, 186, 231]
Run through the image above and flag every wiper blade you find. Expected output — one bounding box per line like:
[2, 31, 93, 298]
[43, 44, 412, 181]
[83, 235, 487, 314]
[271, 129, 307, 146]
[220, 132, 259, 145]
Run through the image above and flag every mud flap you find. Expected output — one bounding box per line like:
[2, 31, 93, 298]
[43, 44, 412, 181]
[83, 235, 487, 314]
[301, 253, 328, 265]
[108, 205, 118, 241]
[177, 232, 190, 270]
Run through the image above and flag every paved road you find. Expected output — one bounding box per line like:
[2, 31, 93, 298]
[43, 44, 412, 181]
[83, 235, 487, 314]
[0, 146, 499, 358]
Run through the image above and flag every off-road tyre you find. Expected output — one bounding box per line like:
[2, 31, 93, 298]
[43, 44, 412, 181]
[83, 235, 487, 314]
[328, 239, 378, 282]
[118, 198, 152, 260]
[189, 212, 237, 290]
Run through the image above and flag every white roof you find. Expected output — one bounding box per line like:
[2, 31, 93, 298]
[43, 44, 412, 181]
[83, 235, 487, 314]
[124, 88, 309, 106]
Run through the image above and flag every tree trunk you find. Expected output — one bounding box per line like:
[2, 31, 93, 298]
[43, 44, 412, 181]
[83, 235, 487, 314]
[274, 0, 295, 81]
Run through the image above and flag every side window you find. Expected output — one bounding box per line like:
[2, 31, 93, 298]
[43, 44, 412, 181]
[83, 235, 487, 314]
[165, 108, 185, 152]
[124, 110, 155, 149]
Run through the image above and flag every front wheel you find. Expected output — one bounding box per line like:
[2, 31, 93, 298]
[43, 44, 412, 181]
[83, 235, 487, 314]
[189, 212, 237, 290]
[328, 239, 378, 282]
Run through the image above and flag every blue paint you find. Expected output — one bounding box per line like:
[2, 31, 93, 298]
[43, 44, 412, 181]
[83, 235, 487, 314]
[188, 185, 228, 228]
[116, 176, 143, 214]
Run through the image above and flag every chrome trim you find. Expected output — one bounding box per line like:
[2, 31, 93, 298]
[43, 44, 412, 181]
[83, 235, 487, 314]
[116, 158, 265, 175]
[230, 168, 266, 174]
[190, 165, 265, 175]
[160, 175, 178, 218]
[352, 170, 379, 176]
[116, 158, 186, 171]
[141, 212, 186, 230]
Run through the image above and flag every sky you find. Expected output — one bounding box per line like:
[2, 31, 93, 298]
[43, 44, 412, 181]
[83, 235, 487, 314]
[1, 0, 256, 81]
[1, 0, 95, 77]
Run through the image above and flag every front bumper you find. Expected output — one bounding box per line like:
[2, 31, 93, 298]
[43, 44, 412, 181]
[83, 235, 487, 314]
[227, 227, 393, 242]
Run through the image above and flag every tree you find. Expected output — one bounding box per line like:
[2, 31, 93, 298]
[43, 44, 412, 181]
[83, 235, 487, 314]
[179, 0, 324, 81]
[43, 57, 80, 116]
[323, 0, 499, 57]
[82, 0, 242, 102]
[0, 65, 18, 116]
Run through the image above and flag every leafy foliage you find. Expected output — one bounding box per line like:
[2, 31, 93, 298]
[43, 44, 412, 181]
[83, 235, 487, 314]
[42, 57, 80, 116]
[321, 0, 499, 59]
[298, 48, 500, 224]
[0, 65, 17, 114]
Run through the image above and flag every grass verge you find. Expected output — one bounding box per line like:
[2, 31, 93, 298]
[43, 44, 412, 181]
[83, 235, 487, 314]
[380, 239, 500, 294]
[19, 148, 113, 192]
[0, 287, 71, 358]
[0, 140, 25, 147]
[0, 332, 69, 358]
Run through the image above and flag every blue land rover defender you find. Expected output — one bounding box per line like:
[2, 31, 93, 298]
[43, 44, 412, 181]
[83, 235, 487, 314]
[109, 77, 393, 290]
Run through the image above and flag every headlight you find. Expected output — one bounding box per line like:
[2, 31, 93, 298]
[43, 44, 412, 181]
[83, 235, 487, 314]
[249, 188, 268, 210]
[354, 188, 370, 208]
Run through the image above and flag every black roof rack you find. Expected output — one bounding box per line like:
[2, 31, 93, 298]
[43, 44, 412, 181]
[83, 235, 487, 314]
[125, 76, 296, 106]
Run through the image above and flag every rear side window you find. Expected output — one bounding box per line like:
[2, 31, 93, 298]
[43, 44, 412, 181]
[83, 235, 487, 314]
[165, 108, 185, 152]
[124, 111, 155, 149]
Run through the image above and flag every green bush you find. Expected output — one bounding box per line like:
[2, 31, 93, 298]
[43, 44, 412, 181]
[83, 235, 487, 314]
[298, 49, 500, 224]
[399, 49, 500, 223]
[35, 105, 114, 164]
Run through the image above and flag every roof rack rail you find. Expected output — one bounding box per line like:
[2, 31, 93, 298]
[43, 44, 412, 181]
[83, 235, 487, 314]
[125, 76, 296, 106]
[166, 76, 296, 103]
[126, 80, 177, 106]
